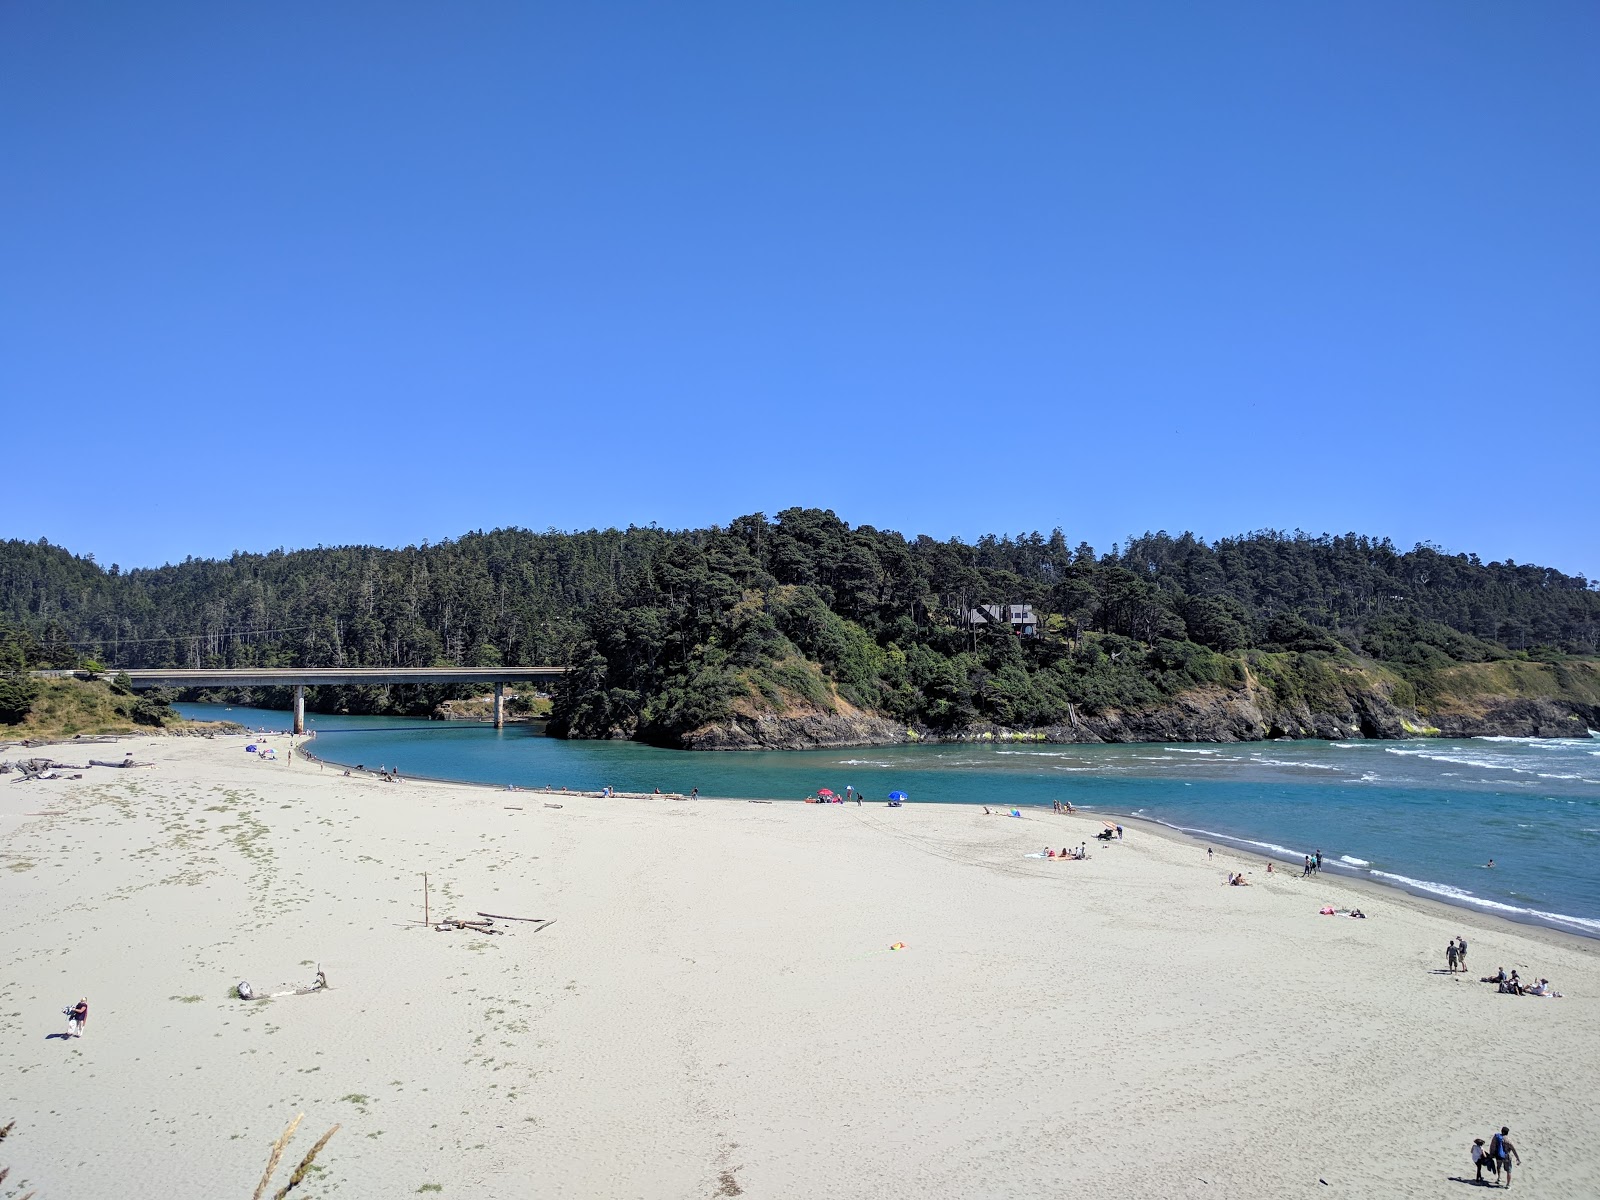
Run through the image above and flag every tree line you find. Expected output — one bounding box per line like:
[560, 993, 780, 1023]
[3, 511, 1592, 732]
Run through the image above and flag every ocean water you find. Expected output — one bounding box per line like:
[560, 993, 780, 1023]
[178, 703, 1600, 938]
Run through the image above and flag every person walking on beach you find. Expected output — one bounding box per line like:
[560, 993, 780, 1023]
[1490, 1126, 1519, 1186]
[1302, 855, 1312, 877]
[1471, 1138, 1495, 1184]
[1446, 941, 1458, 973]
[1456, 936, 1468, 973]
[66, 997, 88, 1038]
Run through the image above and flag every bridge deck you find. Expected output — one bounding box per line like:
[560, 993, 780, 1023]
[108, 667, 567, 689]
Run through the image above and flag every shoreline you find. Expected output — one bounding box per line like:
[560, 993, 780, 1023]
[4, 733, 1597, 1196]
[291, 731, 1600, 948]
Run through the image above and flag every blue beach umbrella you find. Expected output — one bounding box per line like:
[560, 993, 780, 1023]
[888, 790, 908, 802]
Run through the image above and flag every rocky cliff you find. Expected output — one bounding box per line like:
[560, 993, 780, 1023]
[663, 661, 1598, 750]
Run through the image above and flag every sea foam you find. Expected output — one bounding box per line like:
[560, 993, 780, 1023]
[1369, 871, 1600, 936]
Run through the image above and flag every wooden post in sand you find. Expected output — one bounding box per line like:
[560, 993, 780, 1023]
[422, 873, 429, 927]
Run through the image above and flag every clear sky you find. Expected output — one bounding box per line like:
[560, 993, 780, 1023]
[3, 3, 1596, 575]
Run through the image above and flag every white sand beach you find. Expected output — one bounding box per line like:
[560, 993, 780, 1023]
[3, 735, 1597, 1198]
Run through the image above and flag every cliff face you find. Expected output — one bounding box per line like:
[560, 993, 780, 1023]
[677, 708, 907, 751]
[663, 668, 1597, 749]
[1024, 683, 1407, 744]
[1420, 660, 1600, 739]
[558, 656, 1600, 751]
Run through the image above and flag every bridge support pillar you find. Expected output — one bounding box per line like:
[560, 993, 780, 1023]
[493, 682, 505, 729]
[293, 685, 305, 735]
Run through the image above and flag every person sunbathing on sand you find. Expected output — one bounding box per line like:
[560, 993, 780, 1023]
[1482, 967, 1507, 985]
[1229, 873, 1249, 886]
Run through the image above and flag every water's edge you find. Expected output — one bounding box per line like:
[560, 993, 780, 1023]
[269, 719, 1600, 945]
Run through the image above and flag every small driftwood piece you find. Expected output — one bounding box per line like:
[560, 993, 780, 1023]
[476, 912, 544, 923]
[434, 917, 503, 934]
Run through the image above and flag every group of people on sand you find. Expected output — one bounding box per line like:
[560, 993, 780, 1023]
[1301, 851, 1324, 876]
[1044, 844, 1088, 860]
[1444, 935, 1470, 973]
[1479, 966, 1561, 998]
[1470, 1126, 1521, 1187]
[1317, 904, 1367, 918]
[1051, 799, 1074, 814]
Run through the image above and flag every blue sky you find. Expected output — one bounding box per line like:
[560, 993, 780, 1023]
[3, 3, 1596, 575]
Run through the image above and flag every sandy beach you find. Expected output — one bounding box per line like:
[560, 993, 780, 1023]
[3, 735, 1597, 1199]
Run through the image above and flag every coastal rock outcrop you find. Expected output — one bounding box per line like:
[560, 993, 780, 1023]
[1428, 698, 1598, 740]
[677, 709, 908, 751]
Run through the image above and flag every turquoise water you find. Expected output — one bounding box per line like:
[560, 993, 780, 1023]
[179, 703, 1600, 937]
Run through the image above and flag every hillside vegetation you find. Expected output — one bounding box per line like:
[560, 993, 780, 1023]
[2, 512, 1597, 746]
[0, 676, 187, 741]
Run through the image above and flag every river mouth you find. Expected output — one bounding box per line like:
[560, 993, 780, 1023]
[180, 702, 1600, 937]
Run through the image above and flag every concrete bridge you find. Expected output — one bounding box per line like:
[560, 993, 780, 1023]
[104, 667, 567, 732]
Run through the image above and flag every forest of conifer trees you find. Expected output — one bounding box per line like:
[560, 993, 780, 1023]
[2, 511, 1596, 741]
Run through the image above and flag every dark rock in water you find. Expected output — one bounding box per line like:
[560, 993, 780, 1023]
[670, 710, 907, 751]
[1430, 698, 1598, 739]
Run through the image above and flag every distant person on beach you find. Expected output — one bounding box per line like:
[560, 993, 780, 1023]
[690, 788, 699, 800]
[1302, 856, 1312, 877]
[1446, 942, 1459, 972]
[1207, 847, 1213, 860]
[1471, 1138, 1494, 1184]
[67, 997, 87, 1038]
[1490, 1127, 1519, 1185]
[1455, 936, 1468, 973]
